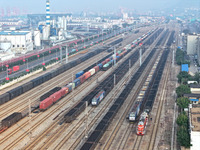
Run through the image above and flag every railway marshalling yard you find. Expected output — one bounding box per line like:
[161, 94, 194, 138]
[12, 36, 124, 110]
[0, 22, 179, 150]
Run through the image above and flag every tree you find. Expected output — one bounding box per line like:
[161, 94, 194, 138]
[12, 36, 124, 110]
[176, 85, 191, 97]
[176, 112, 188, 126]
[43, 66, 46, 71]
[194, 72, 200, 83]
[177, 97, 190, 109]
[177, 71, 191, 84]
[177, 126, 191, 148]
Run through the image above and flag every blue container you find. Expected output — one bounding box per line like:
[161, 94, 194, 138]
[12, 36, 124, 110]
[66, 84, 72, 92]
[97, 63, 103, 69]
[73, 78, 81, 88]
[181, 64, 189, 72]
[76, 71, 84, 78]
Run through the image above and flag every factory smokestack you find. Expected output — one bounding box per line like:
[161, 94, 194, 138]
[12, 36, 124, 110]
[46, 0, 50, 25]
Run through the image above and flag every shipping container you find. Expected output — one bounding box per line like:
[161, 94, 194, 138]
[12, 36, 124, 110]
[66, 84, 72, 92]
[40, 97, 53, 110]
[97, 63, 103, 69]
[73, 78, 81, 87]
[69, 82, 75, 89]
[84, 72, 91, 80]
[89, 68, 95, 76]
[93, 66, 99, 73]
[50, 91, 62, 103]
[61, 87, 69, 95]
[76, 71, 84, 78]
[79, 75, 86, 84]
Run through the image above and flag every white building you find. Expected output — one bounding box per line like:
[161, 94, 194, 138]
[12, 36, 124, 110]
[187, 34, 198, 55]
[0, 31, 33, 54]
[189, 104, 200, 150]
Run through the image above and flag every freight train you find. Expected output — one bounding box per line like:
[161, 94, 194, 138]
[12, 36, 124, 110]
[136, 110, 149, 135]
[0, 46, 114, 106]
[39, 47, 129, 110]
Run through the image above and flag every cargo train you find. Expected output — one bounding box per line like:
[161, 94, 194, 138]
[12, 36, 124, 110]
[0, 46, 115, 106]
[39, 47, 129, 110]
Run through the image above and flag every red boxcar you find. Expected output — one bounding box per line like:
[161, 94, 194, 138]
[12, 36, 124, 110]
[84, 72, 91, 80]
[101, 60, 107, 65]
[61, 87, 69, 95]
[79, 75, 86, 83]
[40, 97, 53, 110]
[50, 91, 62, 103]
[93, 66, 99, 72]
[59, 88, 67, 97]
[105, 58, 111, 63]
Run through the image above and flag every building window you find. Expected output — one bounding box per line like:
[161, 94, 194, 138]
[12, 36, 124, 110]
[13, 45, 15, 47]
[22, 45, 24, 47]
[17, 45, 19, 47]
[197, 117, 200, 122]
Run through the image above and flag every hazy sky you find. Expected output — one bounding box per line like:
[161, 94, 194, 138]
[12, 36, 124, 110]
[0, 0, 198, 14]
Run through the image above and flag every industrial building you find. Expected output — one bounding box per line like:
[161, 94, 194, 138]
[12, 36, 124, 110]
[0, 31, 33, 54]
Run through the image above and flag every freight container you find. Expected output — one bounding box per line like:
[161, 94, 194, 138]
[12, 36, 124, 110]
[50, 91, 62, 103]
[62, 87, 69, 95]
[79, 75, 86, 84]
[73, 78, 81, 87]
[69, 82, 75, 89]
[101, 60, 107, 65]
[97, 63, 103, 69]
[66, 84, 72, 92]
[84, 72, 91, 80]
[93, 66, 99, 73]
[0, 93, 10, 105]
[105, 58, 111, 63]
[76, 71, 84, 78]
[40, 97, 53, 110]
[89, 68, 95, 76]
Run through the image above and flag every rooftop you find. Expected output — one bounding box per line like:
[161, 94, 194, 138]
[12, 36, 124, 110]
[191, 106, 200, 131]
[184, 93, 200, 98]
[190, 84, 200, 88]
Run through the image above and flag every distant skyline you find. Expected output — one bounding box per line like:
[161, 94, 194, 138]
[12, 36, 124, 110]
[0, 0, 199, 14]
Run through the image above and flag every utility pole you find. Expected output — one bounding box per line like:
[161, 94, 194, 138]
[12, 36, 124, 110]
[139, 43, 143, 66]
[129, 59, 131, 80]
[114, 74, 116, 86]
[60, 46, 62, 64]
[85, 101, 88, 139]
[66, 46, 68, 63]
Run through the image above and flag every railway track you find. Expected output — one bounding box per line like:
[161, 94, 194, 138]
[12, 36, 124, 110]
[0, 27, 155, 149]
[0, 28, 142, 120]
[0, 52, 108, 119]
[23, 29, 154, 149]
[99, 49, 161, 150]
[147, 48, 171, 150]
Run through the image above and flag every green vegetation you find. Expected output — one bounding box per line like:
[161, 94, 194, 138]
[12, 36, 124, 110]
[176, 48, 190, 66]
[176, 112, 191, 148]
[176, 85, 191, 97]
[177, 97, 190, 110]
[176, 112, 188, 126]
